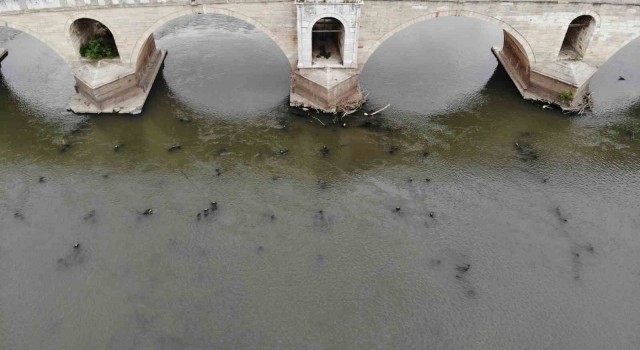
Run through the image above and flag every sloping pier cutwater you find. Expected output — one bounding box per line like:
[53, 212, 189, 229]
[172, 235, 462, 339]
[0, 47, 7, 62]
[0, 0, 639, 113]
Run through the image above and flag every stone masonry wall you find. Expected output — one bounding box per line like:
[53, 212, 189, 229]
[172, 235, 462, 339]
[0, 1, 297, 71]
[359, 1, 640, 69]
[0, 0, 638, 77]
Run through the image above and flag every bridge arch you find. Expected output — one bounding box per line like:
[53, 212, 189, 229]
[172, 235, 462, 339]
[130, 7, 295, 70]
[601, 33, 640, 65]
[0, 23, 70, 66]
[362, 10, 536, 68]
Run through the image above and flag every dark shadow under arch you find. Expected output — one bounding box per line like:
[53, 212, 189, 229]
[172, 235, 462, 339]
[311, 17, 345, 66]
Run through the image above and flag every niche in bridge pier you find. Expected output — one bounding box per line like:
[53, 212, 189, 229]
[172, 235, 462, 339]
[312, 17, 345, 66]
[69, 18, 119, 60]
[559, 15, 596, 60]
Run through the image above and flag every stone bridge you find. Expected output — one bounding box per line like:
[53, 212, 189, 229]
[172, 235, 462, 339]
[0, 0, 638, 113]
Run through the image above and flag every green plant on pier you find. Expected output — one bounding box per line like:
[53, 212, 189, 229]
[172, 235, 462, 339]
[80, 38, 118, 61]
[559, 91, 574, 101]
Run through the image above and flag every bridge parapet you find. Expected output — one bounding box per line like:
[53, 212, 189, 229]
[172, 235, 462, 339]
[295, 0, 362, 4]
[2, 0, 640, 15]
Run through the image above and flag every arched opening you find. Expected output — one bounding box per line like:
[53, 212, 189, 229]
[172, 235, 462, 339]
[140, 14, 291, 117]
[559, 15, 596, 60]
[0, 27, 75, 119]
[588, 35, 640, 114]
[69, 18, 119, 61]
[312, 17, 344, 66]
[360, 16, 533, 116]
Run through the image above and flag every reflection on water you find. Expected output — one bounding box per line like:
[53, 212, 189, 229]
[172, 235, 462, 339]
[1, 15, 639, 350]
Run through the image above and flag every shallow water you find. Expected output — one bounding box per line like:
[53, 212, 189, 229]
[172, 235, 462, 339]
[1, 15, 639, 349]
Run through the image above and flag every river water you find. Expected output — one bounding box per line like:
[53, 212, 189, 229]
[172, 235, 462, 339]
[1, 15, 639, 349]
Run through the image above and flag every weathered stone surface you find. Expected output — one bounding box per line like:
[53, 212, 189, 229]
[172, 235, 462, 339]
[290, 68, 362, 112]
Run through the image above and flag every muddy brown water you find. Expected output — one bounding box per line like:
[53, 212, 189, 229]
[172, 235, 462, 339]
[1, 15, 639, 349]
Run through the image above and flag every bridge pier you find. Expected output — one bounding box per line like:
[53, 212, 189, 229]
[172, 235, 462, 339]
[0, 48, 7, 64]
[493, 30, 596, 111]
[67, 34, 166, 115]
[290, 0, 364, 113]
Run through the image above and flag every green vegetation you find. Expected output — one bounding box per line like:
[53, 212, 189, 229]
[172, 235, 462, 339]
[559, 91, 574, 101]
[80, 38, 118, 60]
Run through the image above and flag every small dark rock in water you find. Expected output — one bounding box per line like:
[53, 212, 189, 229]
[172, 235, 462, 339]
[59, 143, 72, 154]
[455, 274, 462, 279]
[618, 76, 626, 81]
[14, 211, 25, 220]
[196, 213, 201, 220]
[456, 264, 471, 273]
[57, 245, 84, 269]
[394, 207, 401, 212]
[585, 243, 595, 253]
[270, 214, 276, 221]
[555, 207, 568, 222]
[219, 148, 229, 156]
[178, 117, 191, 123]
[210, 201, 218, 211]
[542, 178, 548, 183]
[428, 211, 435, 218]
[317, 180, 328, 190]
[320, 145, 330, 156]
[168, 144, 182, 152]
[215, 168, 222, 176]
[625, 129, 636, 140]
[514, 140, 539, 161]
[39, 176, 46, 183]
[141, 208, 155, 216]
[422, 151, 430, 157]
[83, 210, 96, 221]
[278, 148, 289, 155]
[425, 178, 431, 182]
[257, 245, 264, 252]
[114, 143, 124, 152]
[102, 174, 110, 179]
[387, 145, 399, 154]
[408, 178, 413, 182]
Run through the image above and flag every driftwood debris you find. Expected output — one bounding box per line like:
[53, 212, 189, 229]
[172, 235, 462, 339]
[364, 104, 391, 116]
